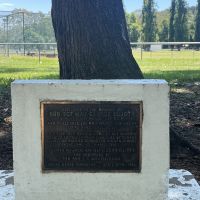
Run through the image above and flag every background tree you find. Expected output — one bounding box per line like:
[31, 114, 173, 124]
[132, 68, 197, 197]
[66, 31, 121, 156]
[158, 20, 169, 42]
[142, 0, 157, 42]
[189, 23, 195, 42]
[187, 6, 196, 43]
[169, 0, 176, 42]
[51, 0, 143, 79]
[195, 0, 200, 43]
[0, 9, 55, 44]
[126, 12, 141, 42]
[174, 0, 189, 42]
[0, 6, 198, 45]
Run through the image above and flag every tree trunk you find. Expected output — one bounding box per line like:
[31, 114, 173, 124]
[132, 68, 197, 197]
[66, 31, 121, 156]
[51, 0, 143, 79]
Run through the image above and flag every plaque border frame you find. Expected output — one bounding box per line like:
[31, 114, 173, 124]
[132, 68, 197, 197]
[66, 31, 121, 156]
[40, 101, 143, 173]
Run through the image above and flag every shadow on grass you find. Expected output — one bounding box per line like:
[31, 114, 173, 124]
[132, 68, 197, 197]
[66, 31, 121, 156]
[1, 69, 200, 88]
[144, 70, 200, 83]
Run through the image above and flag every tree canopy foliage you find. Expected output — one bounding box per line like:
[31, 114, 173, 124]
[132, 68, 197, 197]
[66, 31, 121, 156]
[142, 0, 157, 42]
[195, 0, 200, 42]
[174, 0, 188, 42]
[0, 9, 55, 43]
[126, 12, 141, 42]
[0, 1, 199, 43]
[169, 0, 176, 42]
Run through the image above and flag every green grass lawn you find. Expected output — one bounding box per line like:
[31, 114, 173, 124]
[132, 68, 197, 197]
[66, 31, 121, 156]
[0, 55, 59, 87]
[0, 50, 200, 87]
[134, 50, 200, 83]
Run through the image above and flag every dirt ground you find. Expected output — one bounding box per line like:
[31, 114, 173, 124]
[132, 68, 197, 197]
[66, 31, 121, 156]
[0, 84, 200, 184]
[0, 88, 12, 170]
[170, 83, 200, 184]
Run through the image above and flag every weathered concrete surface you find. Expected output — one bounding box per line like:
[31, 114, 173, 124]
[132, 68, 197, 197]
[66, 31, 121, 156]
[0, 170, 14, 200]
[0, 169, 199, 200]
[168, 169, 200, 200]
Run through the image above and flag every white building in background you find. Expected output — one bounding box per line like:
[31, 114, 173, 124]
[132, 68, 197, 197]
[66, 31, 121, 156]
[150, 44, 162, 51]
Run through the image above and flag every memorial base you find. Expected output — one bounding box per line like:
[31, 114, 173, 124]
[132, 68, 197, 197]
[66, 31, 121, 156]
[1, 170, 200, 200]
[12, 80, 169, 200]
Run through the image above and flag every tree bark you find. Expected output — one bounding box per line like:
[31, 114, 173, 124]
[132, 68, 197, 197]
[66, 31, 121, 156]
[51, 0, 143, 79]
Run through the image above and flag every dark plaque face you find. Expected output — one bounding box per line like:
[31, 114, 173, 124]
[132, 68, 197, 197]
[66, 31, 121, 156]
[41, 101, 142, 172]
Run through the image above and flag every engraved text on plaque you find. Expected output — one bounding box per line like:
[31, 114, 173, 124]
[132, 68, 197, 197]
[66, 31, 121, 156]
[41, 101, 141, 172]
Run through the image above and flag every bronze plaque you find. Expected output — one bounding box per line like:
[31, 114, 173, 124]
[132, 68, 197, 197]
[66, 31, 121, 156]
[41, 101, 142, 172]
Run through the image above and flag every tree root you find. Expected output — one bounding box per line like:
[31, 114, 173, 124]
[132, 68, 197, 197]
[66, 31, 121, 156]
[170, 128, 200, 155]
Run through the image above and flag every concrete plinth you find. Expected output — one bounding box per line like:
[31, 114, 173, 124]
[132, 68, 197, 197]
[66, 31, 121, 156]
[11, 80, 169, 200]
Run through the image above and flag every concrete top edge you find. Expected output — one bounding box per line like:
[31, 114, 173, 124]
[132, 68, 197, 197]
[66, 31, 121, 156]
[12, 79, 168, 85]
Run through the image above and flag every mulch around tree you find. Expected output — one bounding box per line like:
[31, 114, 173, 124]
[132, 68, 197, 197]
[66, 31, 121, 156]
[170, 83, 200, 184]
[0, 83, 200, 184]
[0, 88, 12, 170]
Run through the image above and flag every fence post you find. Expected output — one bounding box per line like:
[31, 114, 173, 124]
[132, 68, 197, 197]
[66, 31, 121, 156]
[7, 44, 9, 57]
[4, 44, 6, 56]
[54, 46, 56, 57]
[22, 12, 26, 56]
[141, 44, 143, 60]
[193, 49, 195, 65]
[38, 45, 41, 64]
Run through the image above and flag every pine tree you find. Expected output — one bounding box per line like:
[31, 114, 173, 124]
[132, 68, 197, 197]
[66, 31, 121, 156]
[169, 0, 176, 42]
[174, 0, 188, 42]
[126, 12, 141, 42]
[142, 0, 157, 42]
[159, 20, 169, 42]
[195, 0, 200, 42]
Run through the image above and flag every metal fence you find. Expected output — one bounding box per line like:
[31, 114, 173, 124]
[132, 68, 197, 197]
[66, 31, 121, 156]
[0, 42, 199, 83]
[0, 42, 200, 63]
[130, 42, 200, 60]
[0, 43, 57, 62]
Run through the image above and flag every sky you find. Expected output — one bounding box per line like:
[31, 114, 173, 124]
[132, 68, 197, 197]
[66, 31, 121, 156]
[0, 0, 198, 13]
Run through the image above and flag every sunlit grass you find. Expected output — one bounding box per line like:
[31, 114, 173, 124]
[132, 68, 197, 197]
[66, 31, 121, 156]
[134, 49, 200, 83]
[0, 50, 200, 87]
[0, 55, 59, 87]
